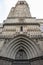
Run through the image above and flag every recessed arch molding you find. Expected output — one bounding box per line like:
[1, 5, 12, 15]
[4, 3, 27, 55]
[0, 34, 41, 59]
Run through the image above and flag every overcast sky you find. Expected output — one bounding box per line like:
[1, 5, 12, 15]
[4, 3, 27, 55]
[0, 0, 43, 31]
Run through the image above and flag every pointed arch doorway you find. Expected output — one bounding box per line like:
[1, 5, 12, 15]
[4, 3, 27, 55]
[15, 49, 27, 60]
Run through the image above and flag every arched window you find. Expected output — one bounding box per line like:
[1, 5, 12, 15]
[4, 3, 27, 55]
[15, 49, 27, 60]
[20, 26, 23, 31]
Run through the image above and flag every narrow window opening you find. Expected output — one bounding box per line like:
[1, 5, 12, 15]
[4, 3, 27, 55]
[20, 1, 24, 4]
[20, 26, 23, 31]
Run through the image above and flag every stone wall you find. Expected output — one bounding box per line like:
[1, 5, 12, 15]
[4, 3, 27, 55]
[0, 56, 43, 65]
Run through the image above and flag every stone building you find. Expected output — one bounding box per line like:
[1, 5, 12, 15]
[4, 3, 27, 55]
[0, 0, 43, 60]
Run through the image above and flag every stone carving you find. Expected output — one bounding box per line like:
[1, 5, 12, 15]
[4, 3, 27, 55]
[0, 0, 43, 60]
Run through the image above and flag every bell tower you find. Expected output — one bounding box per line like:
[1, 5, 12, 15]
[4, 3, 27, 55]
[0, 0, 43, 62]
[8, 0, 31, 18]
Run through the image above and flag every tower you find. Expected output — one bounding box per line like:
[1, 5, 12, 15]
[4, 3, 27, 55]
[0, 0, 43, 62]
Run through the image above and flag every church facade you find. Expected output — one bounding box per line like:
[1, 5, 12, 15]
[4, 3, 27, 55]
[0, 0, 43, 61]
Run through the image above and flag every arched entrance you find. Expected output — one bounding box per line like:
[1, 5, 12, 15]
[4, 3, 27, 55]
[0, 34, 41, 59]
[15, 49, 27, 59]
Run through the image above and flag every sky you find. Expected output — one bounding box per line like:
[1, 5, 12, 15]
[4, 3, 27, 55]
[0, 0, 43, 31]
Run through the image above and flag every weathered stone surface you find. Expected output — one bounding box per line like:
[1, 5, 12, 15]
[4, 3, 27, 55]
[0, 0, 43, 60]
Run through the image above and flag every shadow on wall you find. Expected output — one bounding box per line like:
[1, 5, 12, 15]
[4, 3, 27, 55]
[0, 56, 43, 65]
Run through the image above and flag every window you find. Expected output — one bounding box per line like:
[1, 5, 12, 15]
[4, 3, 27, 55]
[20, 1, 24, 4]
[20, 26, 23, 31]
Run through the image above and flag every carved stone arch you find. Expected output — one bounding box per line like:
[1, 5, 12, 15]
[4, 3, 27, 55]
[0, 34, 41, 59]
[15, 49, 27, 60]
[11, 43, 33, 59]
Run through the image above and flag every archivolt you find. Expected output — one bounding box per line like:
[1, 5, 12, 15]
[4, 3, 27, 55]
[2, 34, 41, 59]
